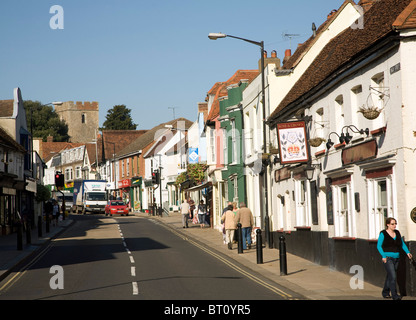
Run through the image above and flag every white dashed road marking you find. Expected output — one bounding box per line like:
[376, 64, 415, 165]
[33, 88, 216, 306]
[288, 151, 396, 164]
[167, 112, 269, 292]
[117, 223, 138, 296]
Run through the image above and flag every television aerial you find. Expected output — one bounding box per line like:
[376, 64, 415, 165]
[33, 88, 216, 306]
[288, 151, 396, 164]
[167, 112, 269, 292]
[281, 31, 301, 51]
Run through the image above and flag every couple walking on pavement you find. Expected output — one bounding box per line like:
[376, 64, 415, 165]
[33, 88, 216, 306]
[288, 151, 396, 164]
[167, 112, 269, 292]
[180, 198, 207, 228]
[221, 202, 254, 250]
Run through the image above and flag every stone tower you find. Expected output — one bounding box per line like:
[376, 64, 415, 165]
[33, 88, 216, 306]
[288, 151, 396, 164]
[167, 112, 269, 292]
[55, 101, 99, 143]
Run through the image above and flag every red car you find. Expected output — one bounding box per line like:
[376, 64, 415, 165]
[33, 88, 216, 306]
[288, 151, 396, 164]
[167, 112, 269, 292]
[105, 200, 129, 216]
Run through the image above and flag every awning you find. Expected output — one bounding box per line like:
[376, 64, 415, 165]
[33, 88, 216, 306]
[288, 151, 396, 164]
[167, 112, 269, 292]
[186, 181, 212, 192]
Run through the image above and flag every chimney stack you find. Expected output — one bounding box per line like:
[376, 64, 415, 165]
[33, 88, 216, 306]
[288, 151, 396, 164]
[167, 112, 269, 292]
[259, 50, 281, 71]
[358, 0, 376, 13]
[283, 49, 292, 64]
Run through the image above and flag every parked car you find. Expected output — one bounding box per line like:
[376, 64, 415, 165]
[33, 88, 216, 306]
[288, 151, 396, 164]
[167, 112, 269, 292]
[105, 200, 129, 216]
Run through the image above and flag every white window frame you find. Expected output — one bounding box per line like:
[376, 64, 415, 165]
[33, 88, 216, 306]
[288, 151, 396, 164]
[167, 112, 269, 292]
[233, 176, 238, 203]
[367, 175, 395, 239]
[223, 128, 228, 165]
[231, 119, 237, 164]
[294, 179, 311, 227]
[332, 182, 354, 237]
[209, 128, 216, 164]
[75, 166, 82, 179]
[65, 167, 73, 182]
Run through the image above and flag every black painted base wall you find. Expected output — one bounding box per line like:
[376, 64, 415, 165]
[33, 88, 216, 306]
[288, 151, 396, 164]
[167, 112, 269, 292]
[271, 230, 416, 297]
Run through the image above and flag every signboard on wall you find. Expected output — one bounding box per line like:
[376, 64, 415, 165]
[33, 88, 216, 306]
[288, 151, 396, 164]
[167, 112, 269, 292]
[341, 139, 377, 165]
[188, 148, 199, 164]
[276, 121, 309, 164]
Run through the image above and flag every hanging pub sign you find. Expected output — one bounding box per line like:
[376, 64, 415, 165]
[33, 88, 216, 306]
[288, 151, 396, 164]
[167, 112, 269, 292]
[276, 120, 309, 164]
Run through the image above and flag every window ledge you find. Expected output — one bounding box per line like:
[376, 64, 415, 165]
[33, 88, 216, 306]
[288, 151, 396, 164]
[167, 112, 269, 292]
[332, 237, 356, 241]
[294, 226, 311, 230]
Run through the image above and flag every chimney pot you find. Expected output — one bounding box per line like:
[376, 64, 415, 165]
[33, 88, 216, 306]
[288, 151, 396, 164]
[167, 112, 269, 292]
[285, 49, 292, 57]
[271, 50, 277, 58]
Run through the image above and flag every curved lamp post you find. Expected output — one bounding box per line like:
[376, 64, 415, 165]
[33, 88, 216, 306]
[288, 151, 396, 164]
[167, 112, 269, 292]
[208, 32, 271, 246]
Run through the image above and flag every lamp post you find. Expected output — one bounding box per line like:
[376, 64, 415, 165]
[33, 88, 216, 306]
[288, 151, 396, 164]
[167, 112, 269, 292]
[208, 32, 270, 245]
[106, 141, 116, 199]
[30, 102, 62, 223]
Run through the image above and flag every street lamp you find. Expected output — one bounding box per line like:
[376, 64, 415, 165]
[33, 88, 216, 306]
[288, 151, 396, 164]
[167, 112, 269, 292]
[208, 32, 271, 245]
[106, 141, 117, 198]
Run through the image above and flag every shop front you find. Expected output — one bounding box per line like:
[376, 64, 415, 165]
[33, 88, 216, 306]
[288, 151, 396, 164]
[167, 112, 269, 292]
[131, 177, 142, 212]
[0, 184, 17, 235]
[118, 179, 132, 209]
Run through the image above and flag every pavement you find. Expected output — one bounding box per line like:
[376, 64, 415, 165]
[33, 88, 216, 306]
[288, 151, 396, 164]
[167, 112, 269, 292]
[0, 216, 75, 284]
[145, 211, 416, 301]
[0, 211, 414, 300]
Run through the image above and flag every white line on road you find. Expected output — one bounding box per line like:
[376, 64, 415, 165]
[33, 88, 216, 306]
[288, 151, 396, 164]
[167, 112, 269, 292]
[117, 223, 139, 296]
[132, 282, 139, 295]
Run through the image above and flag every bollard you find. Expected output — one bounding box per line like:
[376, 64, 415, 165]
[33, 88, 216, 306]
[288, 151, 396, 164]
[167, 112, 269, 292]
[17, 222, 23, 251]
[46, 213, 50, 233]
[38, 215, 42, 237]
[265, 215, 272, 249]
[279, 235, 288, 276]
[256, 229, 263, 264]
[237, 223, 243, 254]
[26, 220, 31, 245]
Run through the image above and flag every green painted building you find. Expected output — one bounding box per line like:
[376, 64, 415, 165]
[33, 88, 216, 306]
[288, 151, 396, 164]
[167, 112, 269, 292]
[219, 73, 257, 205]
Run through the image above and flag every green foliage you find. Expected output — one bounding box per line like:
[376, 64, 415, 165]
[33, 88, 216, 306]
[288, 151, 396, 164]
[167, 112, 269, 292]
[102, 105, 137, 130]
[35, 184, 51, 203]
[23, 101, 69, 142]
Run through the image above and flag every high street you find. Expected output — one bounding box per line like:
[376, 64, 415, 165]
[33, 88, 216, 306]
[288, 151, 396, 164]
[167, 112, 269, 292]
[0, 214, 300, 300]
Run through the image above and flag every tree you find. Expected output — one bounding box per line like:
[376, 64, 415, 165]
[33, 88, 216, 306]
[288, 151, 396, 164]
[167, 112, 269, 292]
[102, 105, 137, 130]
[35, 184, 51, 203]
[23, 101, 69, 142]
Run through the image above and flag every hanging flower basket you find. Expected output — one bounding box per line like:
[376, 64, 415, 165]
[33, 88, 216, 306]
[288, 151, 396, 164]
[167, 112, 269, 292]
[358, 106, 381, 120]
[309, 137, 325, 147]
[270, 147, 279, 155]
[261, 153, 271, 160]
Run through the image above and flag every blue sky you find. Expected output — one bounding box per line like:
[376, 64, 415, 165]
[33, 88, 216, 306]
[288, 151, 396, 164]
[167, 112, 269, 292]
[0, 0, 339, 130]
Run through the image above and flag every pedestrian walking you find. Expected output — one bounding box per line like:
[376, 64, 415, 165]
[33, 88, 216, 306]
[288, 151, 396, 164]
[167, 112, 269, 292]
[377, 217, 413, 300]
[180, 199, 190, 228]
[221, 202, 232, 244]
[52, 200, 60, 226]
[236, 202, 254, 250]
[232, 202, 238, 215]
[197, 200, 206, 228]
[45, 199, 53, 220]
[232, 202, 239, 244]
[221, 203, 237, 249]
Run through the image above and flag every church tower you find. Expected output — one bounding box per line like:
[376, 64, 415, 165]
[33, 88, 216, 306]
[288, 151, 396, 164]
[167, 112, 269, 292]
[55, 101, 99, 143]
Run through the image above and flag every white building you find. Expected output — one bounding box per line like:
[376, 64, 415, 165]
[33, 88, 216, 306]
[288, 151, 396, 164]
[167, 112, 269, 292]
[240, 1, 363, 233]
[266, 0, 416, 294]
